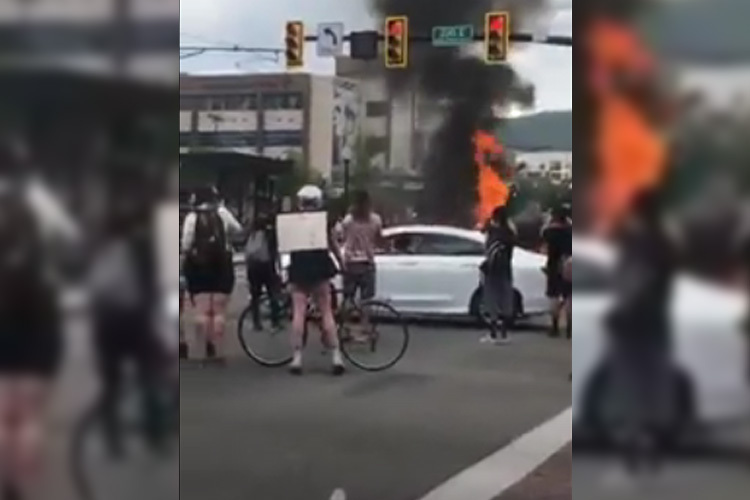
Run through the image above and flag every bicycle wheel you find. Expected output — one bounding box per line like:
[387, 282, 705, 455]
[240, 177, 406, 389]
[70, 402, 99, 500]
[339, 299, 409, 371]
[237, 293, 293, 367]
[69, 387, 178, 500]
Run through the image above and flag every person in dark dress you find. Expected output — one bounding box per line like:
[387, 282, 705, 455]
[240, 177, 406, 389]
[480, 205, 517, 344]
[542, 205, 573, 338]
[606, 189, 678, 472]
[287, 185, 344, 375]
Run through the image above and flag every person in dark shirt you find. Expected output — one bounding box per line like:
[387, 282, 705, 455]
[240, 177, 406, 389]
[480, 205, 517, 344]
[542, 205, 572, 338]
[245, 209, 281, 331]
[606, 189, 678, 472]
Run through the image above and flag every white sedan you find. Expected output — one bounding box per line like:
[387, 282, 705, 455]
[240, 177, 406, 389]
[372, 225, 548, 320]
[572, 237, 750, 440]
[237, 225, 548, 320]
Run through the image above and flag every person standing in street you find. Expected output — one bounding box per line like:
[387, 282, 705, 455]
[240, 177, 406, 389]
[287, 185, 344, 376]
[480, 205, 517, 345]
[606, 189, 678, 472]
[244, 208, 281, 331]
[542, 204, 573, 338]
[181, 186, 242, 365]
[340, 190, 383, 304]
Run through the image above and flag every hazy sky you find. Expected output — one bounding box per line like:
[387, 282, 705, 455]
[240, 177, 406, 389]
[179, 0, 572, 111]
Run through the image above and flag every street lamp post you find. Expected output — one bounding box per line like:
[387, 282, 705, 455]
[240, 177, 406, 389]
[343, 158, 351, 206]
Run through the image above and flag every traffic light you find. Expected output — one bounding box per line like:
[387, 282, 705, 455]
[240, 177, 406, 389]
[384, 16, 408, 68]
[285, 21, 304, 69]
[484, 12, 509, 64]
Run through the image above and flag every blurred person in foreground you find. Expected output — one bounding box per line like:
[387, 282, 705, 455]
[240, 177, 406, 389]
[287, 185, 344, 376]
[181, 187, 242, 364]
[542, 204, 573, 338]
[89, 173, 169, 458]
[479, 205, 517, 345]
[0, 136, 80, 500]
[244, 205, 281, 332]
[606, 189, 680, 473]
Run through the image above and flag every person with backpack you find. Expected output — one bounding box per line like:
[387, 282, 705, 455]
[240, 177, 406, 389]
[0, 136, 80, 500]
[244, 208, 281, 331]
[480, 205, 517, 345]
[181, 186, 242, 364]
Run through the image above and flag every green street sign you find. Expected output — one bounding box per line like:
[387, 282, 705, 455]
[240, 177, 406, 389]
[432, 24, 474, 47]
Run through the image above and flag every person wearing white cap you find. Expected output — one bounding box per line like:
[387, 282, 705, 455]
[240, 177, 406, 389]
[286, 185, 344, 375]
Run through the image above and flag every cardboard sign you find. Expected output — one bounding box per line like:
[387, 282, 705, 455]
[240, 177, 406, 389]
[276, 211, 328, 253]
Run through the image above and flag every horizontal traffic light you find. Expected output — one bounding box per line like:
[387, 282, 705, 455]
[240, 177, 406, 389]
[385, 16, 408, 68]
[484, 12, 509, 64]
[285, 21, 304, 69]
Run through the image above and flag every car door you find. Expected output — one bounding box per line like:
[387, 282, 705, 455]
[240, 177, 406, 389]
[375, 232, 425, 312]
[409, 233, 485, 314]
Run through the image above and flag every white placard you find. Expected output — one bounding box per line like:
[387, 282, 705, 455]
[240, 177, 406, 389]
[155, 202, 180, 294]
[317, 22, 345, 57]
[276, 211, 329, 253]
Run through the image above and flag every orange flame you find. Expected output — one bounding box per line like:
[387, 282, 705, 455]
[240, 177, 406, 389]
[474, 130, 510, 228]
[587, 17, 669, 235]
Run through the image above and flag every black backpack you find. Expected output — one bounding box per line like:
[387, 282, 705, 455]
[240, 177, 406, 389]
[0, 186, 43, 307]
[190, 209, 227, 268]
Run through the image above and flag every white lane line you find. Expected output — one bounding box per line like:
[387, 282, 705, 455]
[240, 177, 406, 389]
[416, 407, 572, 500]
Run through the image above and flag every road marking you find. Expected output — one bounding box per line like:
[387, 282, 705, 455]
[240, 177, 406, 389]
[416, 407, 572, 500]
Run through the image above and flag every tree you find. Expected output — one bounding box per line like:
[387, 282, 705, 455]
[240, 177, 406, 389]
[276, 149, 324, 197]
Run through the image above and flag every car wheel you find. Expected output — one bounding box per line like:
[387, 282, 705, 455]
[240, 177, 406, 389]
[581, 361, 696, 446]
[470, 287, 522, 327]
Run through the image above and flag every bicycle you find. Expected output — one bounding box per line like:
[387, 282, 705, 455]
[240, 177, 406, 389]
[70, 353, 179, 500]
[237, 277, 409, 372]
[68, 297, 180, 500]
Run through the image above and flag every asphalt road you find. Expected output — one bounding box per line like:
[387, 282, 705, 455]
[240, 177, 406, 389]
[39, 300, 178, 500]
[178, 286, 571, 500]
[573, 423, 750, 500]
[37, 282, 569, 500]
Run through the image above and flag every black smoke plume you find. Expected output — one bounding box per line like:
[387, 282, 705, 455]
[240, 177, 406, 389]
[370, 0, 548, 225]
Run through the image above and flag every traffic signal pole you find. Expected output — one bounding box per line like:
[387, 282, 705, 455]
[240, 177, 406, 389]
[180, 33, 571, 60]
[300, 32, 572, 46]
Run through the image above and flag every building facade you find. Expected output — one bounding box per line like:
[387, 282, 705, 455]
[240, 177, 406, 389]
[179, 72, 360, 182]
[335, 56, 442, 175]
[514, 150, 572, 184]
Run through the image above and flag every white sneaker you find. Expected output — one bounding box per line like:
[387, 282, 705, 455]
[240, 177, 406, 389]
[480, 335, 511, 345]
[289, 351, 303, 375]
[331, 349, 345, 376]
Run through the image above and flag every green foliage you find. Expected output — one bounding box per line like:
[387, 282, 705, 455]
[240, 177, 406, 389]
[513, 177, 571, 213]
[276, 149, 324, 197]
